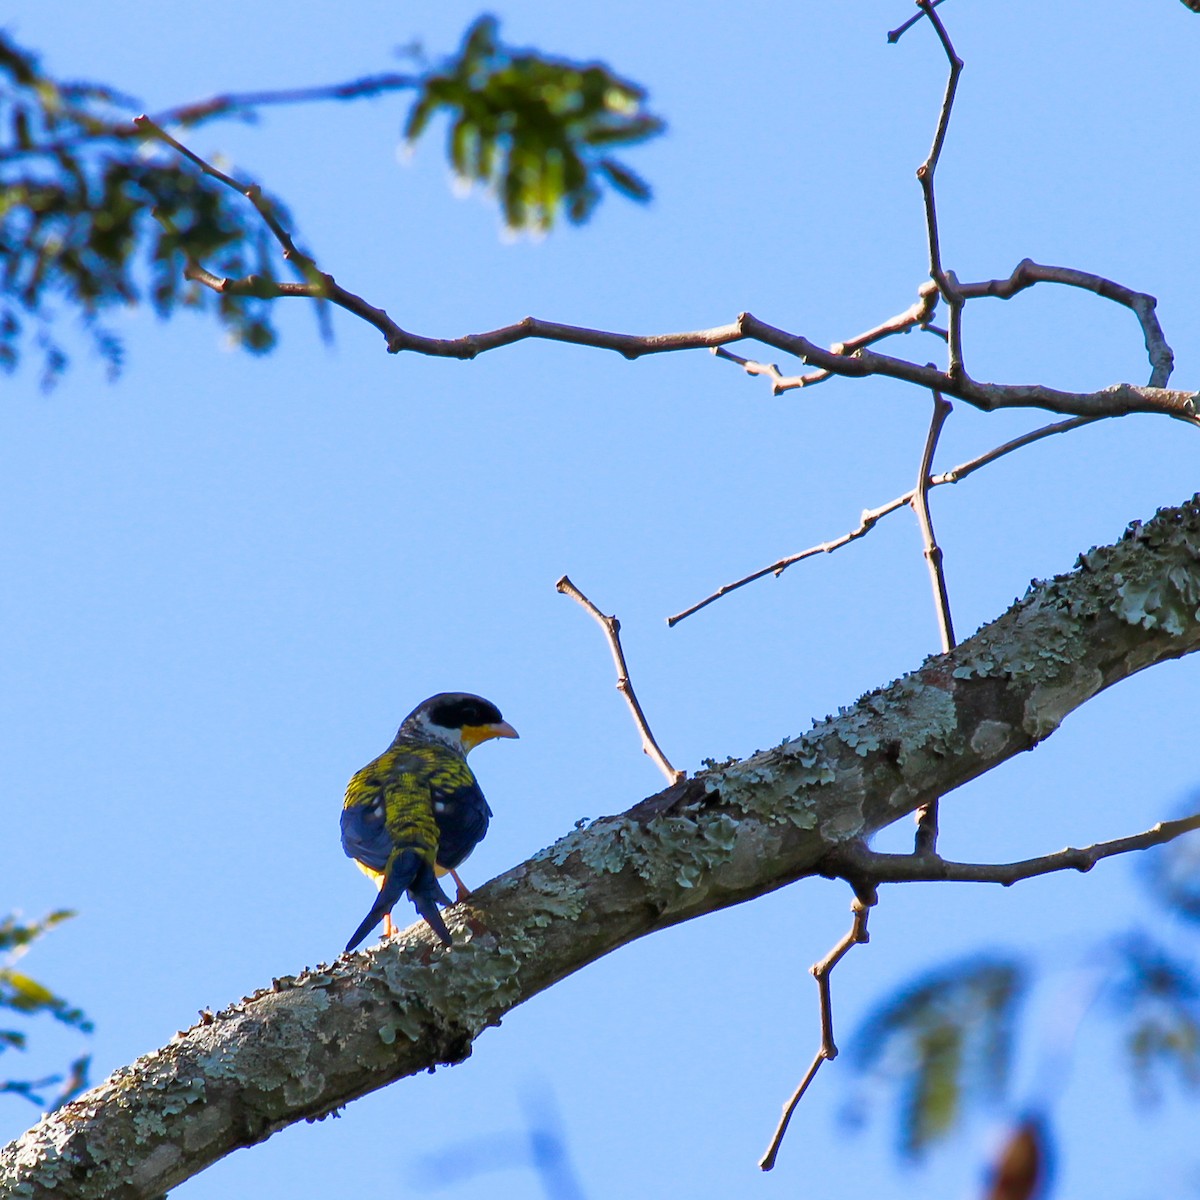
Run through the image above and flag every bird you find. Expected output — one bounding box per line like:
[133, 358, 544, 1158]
[340, 692, 518, 953]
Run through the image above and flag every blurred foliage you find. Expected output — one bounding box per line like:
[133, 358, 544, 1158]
[1, 911, 92, 1109]
[844, 811, 1200, 1187]
[1141, 798, 1200, 922]
[1108, 934, 1200, 1104]
[0, 16, 660, 386]
[405, 15, 663, 231]
[844, 956, 1026, 1158]
[414, 1086, 586, 1200]
[0, 33, 284, 387]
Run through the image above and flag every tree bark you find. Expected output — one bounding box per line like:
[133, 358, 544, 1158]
[4, 495, 1200, 1200]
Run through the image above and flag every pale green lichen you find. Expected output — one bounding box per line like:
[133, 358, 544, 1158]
[1104, 502, 1200, 632]
[522, 875, 588, 925]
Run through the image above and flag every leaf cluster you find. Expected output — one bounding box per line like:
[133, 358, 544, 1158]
[844, 815, 1200, 1160]
[0, 19, 662, 385]
[405, 15, 663, 230]
[845, 957, 1025, 1158]
[0, 35, 283, 387]
[1, 912, 92, 1110]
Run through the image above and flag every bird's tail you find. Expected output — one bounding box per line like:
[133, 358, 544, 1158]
[344, 850, 453, 952]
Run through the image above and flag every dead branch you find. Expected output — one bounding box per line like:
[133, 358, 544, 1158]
[667, 414, 1102, 627]
[6, 494, 1200, 1198]
[556, 575, 684, 784]
[712, 282, 943, 394]
[829, 812, 1200, 887]
[957, 258, 1175, 388]
[759, 897, 873, 1171]
[132, 121, 1199, 424]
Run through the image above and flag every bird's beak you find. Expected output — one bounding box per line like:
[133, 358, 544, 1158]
[461, 720, 519, 750]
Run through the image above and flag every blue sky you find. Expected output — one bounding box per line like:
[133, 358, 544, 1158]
[3, 2, 1200, 1197]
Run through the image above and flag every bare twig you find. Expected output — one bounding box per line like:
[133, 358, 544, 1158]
[667, 414, 1103, 626]
[759, 896, 874, 1171]
[555, 576, 685, 785]
[888, 0, 949, 44]
[915, 0, 966, 380]
[713, 282, 942, 394]
[152, 73, 421, 128]
[911, 391, 956, 653]
[136, 123, 1200, 423]
[134, 116, 319, 279]
[830, 811, 1200, 887]
[760, 808, 1200, 1169]
[910, 390, 955, 853]
[2, 72, 422, 162]
[958, 258, 1175, 389]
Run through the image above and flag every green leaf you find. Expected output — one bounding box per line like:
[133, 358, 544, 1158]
[405, 16, 663, 231]
[845, 955, 1027, 1159]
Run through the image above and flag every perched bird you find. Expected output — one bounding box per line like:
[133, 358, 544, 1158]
[340, 692, 518, 953]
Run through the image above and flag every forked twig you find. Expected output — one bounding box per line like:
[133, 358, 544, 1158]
[832, 811, 1200, 886]
[556, 576, 685, 785]
[888, 0, 949, 43]
[915, 0, 966, 379]
[712, 282, 943, 394]
[759, 896, 874, 1171]
[958, 259, 1175, 388]
[666, 415, 1101, 626]
[761, 809, 1200, 1169]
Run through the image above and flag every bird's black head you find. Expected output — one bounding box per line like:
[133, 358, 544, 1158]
[398, 692, 519, 753]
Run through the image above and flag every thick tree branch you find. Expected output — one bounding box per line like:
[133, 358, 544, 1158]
[6, 495, 1200, 1199]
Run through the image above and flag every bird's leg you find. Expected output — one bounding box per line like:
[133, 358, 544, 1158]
[383, 913, 395, 939]
[449, 868, 471, 902]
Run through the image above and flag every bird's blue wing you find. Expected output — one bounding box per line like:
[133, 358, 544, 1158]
[433, 779, 492, 870]
[340, 796, 392, 873]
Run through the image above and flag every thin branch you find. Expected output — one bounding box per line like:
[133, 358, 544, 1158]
[958, 258, 1175, 389]
[667, 414, 1103, 626]
[759, 896, 873, 1171]
[134, 116, 318, 277]
[555, 576, 684, 785]
[135, 125, 1200, 423]
[712, 282, 942, 394]
[1, 72, 422, 162]
[910, 390, 955, 854]
[151, 73, 421, 128]
[914, 0, 966, 379]
[911, 391, 956, 653]
[830, 812, 1200, 887]
[888, 0, 949, 44]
